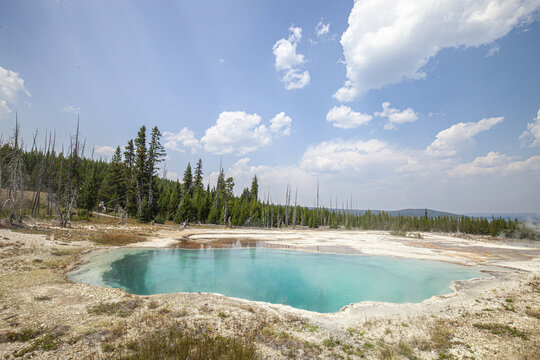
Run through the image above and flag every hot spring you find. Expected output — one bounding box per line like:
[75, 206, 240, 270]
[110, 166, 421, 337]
[69, 247, 482, 313]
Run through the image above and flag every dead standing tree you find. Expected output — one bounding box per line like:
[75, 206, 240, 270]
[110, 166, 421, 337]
[4, 117, 25, 225]
[31, 132, 51, 217]
[48, 118, 82, 227]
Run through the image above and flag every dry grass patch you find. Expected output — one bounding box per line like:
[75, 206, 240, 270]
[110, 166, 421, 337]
[90, 231, 147, 246]
[114, 326, 259, 360]
[1, 325, 69, 358]
[430, 323, 453, 352]
[0, 269, 66, 290]
[88, 300, 142, 318]
[525, 309, 540, 320]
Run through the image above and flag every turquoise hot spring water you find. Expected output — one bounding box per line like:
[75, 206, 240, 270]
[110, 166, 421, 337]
[68, 247, 482, 313]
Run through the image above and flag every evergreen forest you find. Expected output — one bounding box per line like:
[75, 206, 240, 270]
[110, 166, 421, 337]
[0, 120, 536, 239]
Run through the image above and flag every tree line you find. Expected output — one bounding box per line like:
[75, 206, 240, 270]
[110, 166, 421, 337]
[0, 119, 536, 239]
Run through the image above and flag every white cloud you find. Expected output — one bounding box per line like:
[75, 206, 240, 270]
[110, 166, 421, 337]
[61, 105, 80, 114]
[326, 105, 372, 129]
[486, 44, 501, 57]
[201, 111, 271, 155]
[519, 109, 540, 147]
[273, 26, 310, 90]
[165, 171, 180, 181]
[374, 102, 418, 130]
[224, 157, 314, 201]
[299, 138, 418, 175]
[0, 100, 10, 119]
[94, 145, 116, 157]
[282, 69, 310, 90]
[163, 127, 201, 154]
[273, 26, 305, 71]
[218, 130, 539, 211]
[448, 152, 540, 178]
[426, 117, 503, 157]
[334, 0, 540, 102]
[270, 112, 292, 135]
[0, 66, 31, 119]
[219, 58, 225, 64]
[315, 19, 330, 38]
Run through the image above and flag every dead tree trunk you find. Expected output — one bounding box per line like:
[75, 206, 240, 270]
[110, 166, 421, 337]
[6, 116, 25, 225]
[292, 188, 297, 227]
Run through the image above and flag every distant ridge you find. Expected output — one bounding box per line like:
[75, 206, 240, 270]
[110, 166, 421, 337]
[347, 208, 457, 218]
[327, 208, 539, 223]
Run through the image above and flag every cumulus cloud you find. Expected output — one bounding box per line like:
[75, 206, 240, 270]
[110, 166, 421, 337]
[315, 19, 330, 38]
[448, 152, 540, 178]
[374, 102, 419, 130]
[219, 158, 315, 202]
[282, 69, 310, 90]
[94, 145, 116, 157]
[519, 109, 540, 147]
[334, 0, 540, 102]
[426, 117, 503, 157]
[326, 105, 372, 129]
[0, 66, 31, 119]
[299, 138, 419, 175]
[163, 127, 201, 154]
[61, 105, 80, 114]
[219, 126, 539, 209]
[201, 111, 271, 155]
[270, 112, 292, 135]
[273, 26, 310, 90]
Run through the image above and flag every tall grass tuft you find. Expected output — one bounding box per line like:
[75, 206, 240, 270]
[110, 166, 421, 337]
[118, 327, 258, 360]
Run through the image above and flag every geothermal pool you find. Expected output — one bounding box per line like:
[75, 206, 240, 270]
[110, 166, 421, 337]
[69, 248, 482, 313]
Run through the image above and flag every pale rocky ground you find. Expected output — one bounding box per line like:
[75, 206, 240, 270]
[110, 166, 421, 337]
[0, 221, 538, 359]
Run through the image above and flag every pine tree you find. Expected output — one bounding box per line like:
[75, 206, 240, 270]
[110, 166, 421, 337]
[193, 159, 203, 192]
[146, 126, 165, 221]
[80, 165, 99, 211]
[183, 162, 193, 196]
[134, 126, 147, 219]
[123, 139, 137, 216]
[99, 146, 126, 209]
[250, 175, 258, 201]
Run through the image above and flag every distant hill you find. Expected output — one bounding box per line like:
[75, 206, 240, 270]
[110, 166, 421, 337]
[349, 208, 458, 218]
[327, 208, 539, 223]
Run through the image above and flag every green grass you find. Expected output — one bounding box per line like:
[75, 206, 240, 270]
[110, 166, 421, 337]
[473, 323, 528, 339]
[397, 342, 419, 360]
[0, 328, 41, 343]
[323, 338, 340, 348]
[10, 327, 68, 358]
[50, 249, 73, 256]
[217, 311, 229, 319]
[88, 300, 142, 318]
[117, 327, 258, 360]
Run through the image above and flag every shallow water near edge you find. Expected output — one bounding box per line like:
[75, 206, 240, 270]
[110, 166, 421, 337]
[69, 248, 482, 313]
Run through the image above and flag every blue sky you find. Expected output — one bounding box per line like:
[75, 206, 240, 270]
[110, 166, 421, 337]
[1, 0, 539, 213]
